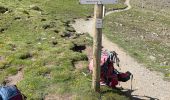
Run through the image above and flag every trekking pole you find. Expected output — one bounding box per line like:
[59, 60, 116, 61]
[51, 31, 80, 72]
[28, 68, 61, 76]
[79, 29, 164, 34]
[131, 74, 133, 90]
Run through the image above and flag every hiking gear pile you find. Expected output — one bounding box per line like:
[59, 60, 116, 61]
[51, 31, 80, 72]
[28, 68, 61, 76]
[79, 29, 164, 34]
[89, 50, 132, 88]
[0, 85, 25, 100]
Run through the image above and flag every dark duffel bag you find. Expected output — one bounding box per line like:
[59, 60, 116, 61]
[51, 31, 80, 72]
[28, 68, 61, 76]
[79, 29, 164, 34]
[118, 71, 132, 82]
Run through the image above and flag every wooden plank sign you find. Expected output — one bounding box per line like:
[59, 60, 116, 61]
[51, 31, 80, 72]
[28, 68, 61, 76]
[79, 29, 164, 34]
[79, 0, 118, 4]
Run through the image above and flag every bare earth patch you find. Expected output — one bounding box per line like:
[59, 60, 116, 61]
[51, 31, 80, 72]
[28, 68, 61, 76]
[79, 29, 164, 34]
[45, 94, 74, 100]
[5, 69, 24, 85]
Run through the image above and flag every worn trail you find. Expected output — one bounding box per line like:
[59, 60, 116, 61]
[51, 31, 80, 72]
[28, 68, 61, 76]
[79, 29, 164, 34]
[72, 0, 170, 99]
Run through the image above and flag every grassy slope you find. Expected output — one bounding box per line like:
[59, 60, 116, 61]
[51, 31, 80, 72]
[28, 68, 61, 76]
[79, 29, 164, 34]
[0, 0, 129, 99]
[105, 0, 127, 11]
[104, 0, 170, 79]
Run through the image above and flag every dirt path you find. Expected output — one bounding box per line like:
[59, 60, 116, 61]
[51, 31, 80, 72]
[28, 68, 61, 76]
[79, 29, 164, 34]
[106, 0, 131, 15]
[72, 0, 170, 99]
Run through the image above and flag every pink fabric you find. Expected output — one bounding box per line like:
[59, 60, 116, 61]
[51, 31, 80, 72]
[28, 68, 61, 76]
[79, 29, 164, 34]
[89, 52, 108, 72]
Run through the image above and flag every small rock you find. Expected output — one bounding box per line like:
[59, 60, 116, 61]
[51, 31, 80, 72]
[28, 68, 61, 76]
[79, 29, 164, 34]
[140, 35, 144, 39]
[128, 14, 132, 17]
[163, 61, 168, 66]
[150, 17, 155, 21]
[152, 32, 158, 36]
[80, 33, 85, 35]
[152, 83, 155, 86]
[149, 55, 156, 61]
[41, 38, 47, 40]
[158, 54, 163, 57]
[120, 23, 123, 27]
[77, 32, 81, 34]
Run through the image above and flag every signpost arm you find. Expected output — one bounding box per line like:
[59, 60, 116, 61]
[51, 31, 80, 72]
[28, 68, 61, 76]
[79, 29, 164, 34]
[103, 5, 105, 18]
[92, 4, 103, 92]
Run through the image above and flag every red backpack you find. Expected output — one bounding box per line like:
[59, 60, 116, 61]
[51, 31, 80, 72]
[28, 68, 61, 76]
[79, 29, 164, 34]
[89, 50, 132, 88]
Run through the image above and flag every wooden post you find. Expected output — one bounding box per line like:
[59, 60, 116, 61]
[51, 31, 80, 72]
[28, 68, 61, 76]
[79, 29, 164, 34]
[79, 0, 118, 92]
[92, 4, 103, 92]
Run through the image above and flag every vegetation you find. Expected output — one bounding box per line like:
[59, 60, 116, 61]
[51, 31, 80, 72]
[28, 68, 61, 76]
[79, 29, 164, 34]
[104, 0, 170, 80]
[0, 0, 129, 99]
[105, 0, 127, 11]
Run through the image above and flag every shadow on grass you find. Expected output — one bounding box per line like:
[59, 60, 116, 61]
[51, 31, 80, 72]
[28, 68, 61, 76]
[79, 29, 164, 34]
[101, 87, 159, 100]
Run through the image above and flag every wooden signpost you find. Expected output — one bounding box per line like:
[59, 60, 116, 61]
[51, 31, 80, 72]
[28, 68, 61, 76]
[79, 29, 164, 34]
[79, 0, 118, 92]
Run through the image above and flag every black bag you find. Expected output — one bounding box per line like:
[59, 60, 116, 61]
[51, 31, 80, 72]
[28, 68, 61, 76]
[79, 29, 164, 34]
[118, 71, 132, 82]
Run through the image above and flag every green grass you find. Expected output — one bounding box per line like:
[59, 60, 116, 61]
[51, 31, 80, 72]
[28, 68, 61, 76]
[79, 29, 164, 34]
[104, 0, 170, 79]
[105, 0, 127, 11]
[0, 0, 130, 99]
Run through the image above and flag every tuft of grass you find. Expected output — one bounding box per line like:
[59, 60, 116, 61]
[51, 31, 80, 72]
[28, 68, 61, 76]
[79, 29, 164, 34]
[165, 73, 170, 77]
[105, 0, 127, 11]
[5, 67, 18, 75]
